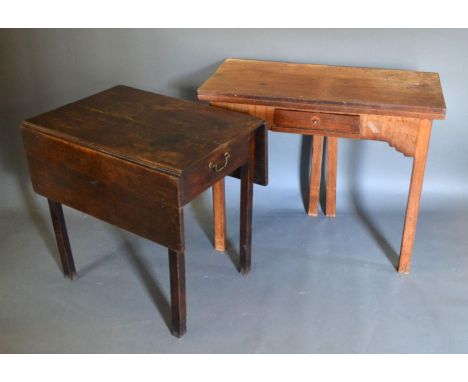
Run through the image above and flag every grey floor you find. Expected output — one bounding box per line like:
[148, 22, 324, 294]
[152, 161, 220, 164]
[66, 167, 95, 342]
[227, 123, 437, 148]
[1, 177, 468, 353]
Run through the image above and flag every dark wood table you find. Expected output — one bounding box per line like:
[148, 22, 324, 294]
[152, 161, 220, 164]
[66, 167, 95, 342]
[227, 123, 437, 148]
[20, 85, 267, 337]
[198, 58, 446, 273]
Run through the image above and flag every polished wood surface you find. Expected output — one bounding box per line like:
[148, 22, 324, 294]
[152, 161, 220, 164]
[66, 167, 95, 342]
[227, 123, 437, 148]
[22, 128, 185, 251]
[21, 86, 266, 337]
[24, 85, 262, 176]
[198, 58, 446, 120]
[198, 59, 446, 273]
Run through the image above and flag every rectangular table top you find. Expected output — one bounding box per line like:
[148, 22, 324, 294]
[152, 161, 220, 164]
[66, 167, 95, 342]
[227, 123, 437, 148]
[197, 59, 446, 120]
[22, 85, 263, 176]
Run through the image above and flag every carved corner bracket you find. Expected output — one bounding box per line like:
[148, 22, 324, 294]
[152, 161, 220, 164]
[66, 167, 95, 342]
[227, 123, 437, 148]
[360, 115, 422, 157]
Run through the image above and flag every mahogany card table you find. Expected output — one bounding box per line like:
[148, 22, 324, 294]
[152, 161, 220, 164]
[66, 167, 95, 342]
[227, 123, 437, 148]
[21, 85, 266, 337]
[198, 58, 446, 273]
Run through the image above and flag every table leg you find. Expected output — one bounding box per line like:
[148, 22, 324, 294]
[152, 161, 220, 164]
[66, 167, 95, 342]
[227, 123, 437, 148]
[398, 120, 432, 274]
[239, 138, 254, 274]
[326, 137, 338, 217]
[47, 199, 77, 280]
[308, 135, 324, 216]
[212, 179, 226, 252]
[168, 249, 186, 337]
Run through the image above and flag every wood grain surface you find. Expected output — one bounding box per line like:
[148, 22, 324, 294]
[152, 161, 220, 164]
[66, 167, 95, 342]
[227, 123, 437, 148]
[23, 85, 264, 176]
[198, 59, 446, 120]
[22, 128, 185, 251]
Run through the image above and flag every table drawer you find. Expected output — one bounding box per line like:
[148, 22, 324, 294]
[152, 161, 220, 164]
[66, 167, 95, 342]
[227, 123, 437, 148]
[273, 109, 360, 136]
[181, 135, 249, 204]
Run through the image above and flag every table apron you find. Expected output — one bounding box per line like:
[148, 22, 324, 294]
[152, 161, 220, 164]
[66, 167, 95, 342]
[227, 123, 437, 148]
[211, 102, 426, 158]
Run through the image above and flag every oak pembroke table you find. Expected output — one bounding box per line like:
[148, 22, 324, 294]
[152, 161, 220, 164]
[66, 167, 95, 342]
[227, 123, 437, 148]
[198, 58, 446, 273]
[21, 85, 267, 337]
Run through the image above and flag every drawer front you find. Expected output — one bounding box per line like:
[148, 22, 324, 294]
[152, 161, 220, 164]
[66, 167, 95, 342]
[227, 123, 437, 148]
[273, 109, 360, 137]
[181, 135, 249, 205]
[210, 103, 268, 186]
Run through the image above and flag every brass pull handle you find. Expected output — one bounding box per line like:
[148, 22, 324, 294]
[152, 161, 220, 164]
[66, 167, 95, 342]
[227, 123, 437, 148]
[311, 116, 320, 125]
[209, 153, 231, 172]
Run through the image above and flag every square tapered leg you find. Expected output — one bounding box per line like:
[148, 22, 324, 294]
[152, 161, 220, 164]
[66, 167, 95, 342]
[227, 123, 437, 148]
[168, 249, 186, 337]
[48, 199, 77, 280]
[398, 120, 432, 273]
[308, 135, 324, 216]
[212, 179, 227, 252]
[325, 137, 338, 217]
[239, 134, 255, 274]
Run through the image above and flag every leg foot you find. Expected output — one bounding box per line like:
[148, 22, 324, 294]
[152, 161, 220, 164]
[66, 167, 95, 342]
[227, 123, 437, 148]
[168, 249, 186, 338]
[47, 199, 77, 280]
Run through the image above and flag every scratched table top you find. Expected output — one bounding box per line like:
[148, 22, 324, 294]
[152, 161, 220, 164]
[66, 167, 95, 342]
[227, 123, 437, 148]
[198, 59, 446, 120]
[22, 85, 263, 176]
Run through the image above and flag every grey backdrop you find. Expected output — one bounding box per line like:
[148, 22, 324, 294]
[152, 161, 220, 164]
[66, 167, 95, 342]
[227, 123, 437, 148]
[2, 29, 468, 209]
[1, 29, 468, 353]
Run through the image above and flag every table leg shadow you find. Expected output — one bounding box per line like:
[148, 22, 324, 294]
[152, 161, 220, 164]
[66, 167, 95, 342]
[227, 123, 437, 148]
[299, 135, 312, 213]
[348, 142, 399, 269]
[118, 233, 172, 332]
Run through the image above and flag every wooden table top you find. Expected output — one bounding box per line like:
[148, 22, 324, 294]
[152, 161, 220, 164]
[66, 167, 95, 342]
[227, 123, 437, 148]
[197, 59, 446, 120]
[22, 86, 263, 176]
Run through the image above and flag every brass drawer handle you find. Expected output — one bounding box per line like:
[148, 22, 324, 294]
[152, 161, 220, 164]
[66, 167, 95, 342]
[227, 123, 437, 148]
[209, 152, 231, 172]
[311, 116, 320, 125]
